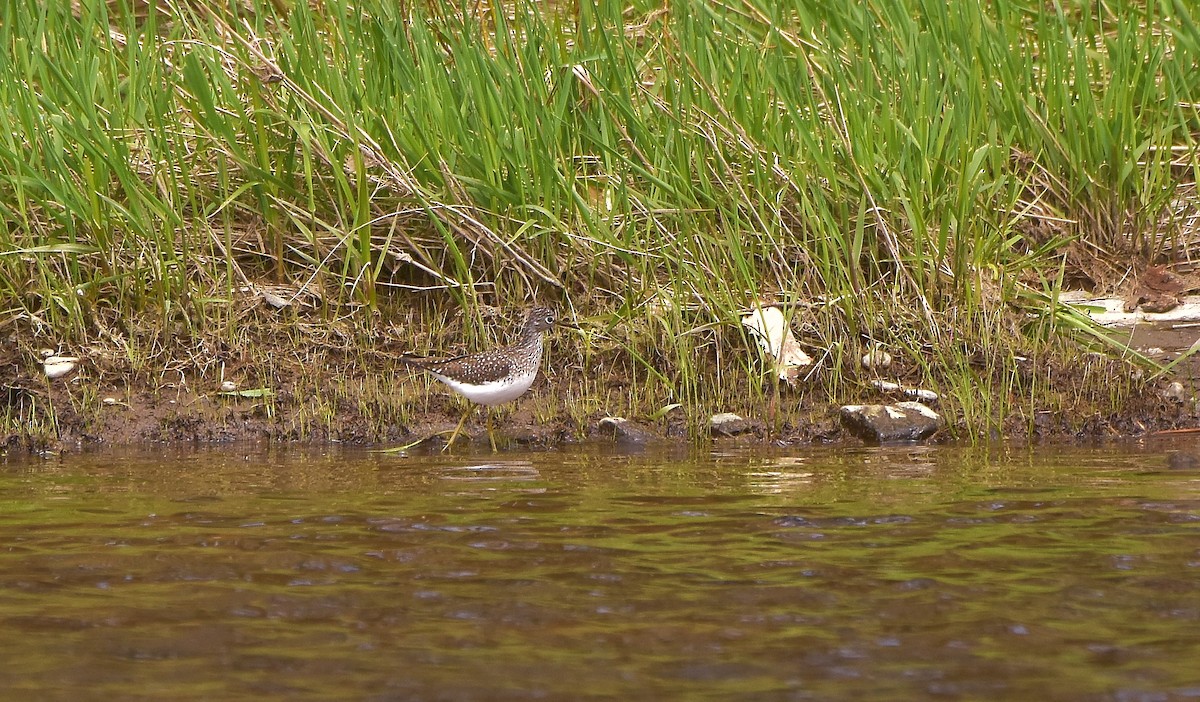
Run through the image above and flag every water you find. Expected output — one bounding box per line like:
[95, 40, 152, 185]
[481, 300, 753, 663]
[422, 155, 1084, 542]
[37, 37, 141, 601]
[1, 442, 1198, 701]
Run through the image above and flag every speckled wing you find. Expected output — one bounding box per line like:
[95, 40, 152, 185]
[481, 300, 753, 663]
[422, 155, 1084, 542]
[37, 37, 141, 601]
[403, 349, 518, 385]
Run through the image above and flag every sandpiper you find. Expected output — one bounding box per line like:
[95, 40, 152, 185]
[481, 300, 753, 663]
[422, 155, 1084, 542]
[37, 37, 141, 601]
[400, 306, 558, 450]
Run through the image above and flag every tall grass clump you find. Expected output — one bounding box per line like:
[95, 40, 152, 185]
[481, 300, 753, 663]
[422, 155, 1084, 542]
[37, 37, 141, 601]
[1, 0, 1197, 438]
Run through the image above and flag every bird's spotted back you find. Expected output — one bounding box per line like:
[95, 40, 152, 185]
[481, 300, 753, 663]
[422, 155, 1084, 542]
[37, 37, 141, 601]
[427, 340, 541, 386]
[406, 306, 555, 387]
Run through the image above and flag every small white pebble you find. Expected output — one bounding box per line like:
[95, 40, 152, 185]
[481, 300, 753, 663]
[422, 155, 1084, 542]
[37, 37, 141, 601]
[861, 347, 892, 369]
[1164, 382, 1188, 403]
[219, 380, 237, 393]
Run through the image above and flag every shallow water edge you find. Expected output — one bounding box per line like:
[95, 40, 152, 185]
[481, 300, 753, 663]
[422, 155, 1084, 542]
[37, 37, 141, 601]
[1, 440, 1199, 700]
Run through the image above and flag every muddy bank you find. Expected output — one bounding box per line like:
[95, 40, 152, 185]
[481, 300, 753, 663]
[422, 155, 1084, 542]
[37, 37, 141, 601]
[3, 344, 1198, 456]
[5, 294, 1200, 454]
[5, 374, 1194, 455]
[0, 368, 812, 453]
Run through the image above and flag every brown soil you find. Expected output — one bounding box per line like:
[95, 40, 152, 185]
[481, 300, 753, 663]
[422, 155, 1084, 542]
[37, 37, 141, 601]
[3, 307, 1200, 455]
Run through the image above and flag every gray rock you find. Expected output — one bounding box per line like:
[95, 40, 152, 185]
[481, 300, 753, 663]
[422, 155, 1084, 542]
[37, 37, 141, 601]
[1166, 452, 1200, 470]
[839, 401, 943, 442]
[709, 412, 751, 436]
[599, 416, 655, 444]
[1163, 381, 1187, 403]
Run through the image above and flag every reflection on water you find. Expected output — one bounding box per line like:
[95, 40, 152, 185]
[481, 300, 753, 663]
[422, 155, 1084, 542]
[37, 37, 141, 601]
[1, 442, 1198, 700]
[438, 460, 541, 484]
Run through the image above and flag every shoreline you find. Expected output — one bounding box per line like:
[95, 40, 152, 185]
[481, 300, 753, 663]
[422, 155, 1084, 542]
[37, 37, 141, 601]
[6, 292, 1200, 454]
[6, 350, 1195, 455]
[9, 292, 1200, 454]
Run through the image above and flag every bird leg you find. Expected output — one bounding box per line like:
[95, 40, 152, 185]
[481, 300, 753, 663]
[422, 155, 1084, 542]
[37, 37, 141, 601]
[441, 406, 474, 452]
[486, 409, 497, 452]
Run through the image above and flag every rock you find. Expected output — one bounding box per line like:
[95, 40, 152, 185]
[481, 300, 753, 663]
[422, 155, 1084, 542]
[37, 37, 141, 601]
[1166, 452, 1200, 470]
[839, 401, 943, 442]
[598, 416, 655, 444]
[861, 346, 892, 369]
[1163, 382, 1187, 403]
[709, 412, 751, 436]
[508, 425, 553, 445]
